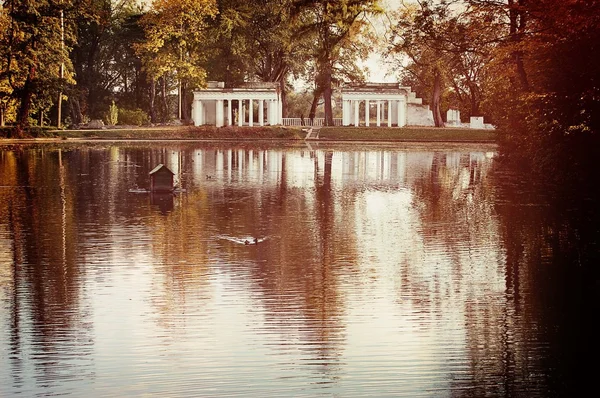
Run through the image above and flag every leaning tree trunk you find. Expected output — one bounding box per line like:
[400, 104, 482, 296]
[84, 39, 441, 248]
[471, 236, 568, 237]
[431, 67, 444, 128]
[309, 86, 323, 126]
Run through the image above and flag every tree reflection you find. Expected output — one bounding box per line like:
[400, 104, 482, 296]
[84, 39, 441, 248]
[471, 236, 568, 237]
[0, 147, 93, 392]
[487, 163, 598, 397]
[409, 150, 523, 396]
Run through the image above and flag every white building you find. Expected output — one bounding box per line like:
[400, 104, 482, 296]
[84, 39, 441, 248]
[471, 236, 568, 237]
[192, 81, 435, 128]
[191, 81, 282, 127]
[341, 83, 434, 127]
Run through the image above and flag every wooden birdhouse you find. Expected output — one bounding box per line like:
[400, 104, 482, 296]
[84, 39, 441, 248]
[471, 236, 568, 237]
[149, 164, 175, 192]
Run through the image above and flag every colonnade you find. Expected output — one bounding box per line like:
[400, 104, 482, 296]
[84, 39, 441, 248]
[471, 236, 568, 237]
[341, 98, 407, 127]
[192, 82, 282, 127]
[193, 98, 282, 127]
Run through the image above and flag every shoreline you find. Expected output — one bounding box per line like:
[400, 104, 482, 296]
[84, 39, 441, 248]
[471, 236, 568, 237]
[1, 125, 498, 145]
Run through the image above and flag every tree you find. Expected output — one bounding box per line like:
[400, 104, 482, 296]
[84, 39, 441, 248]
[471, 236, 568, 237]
[202, 0, 252, 86]
[135, 0, 218, 122]
[0, 0, 80, 136]
[0, 6, 14, 127]
[239, 0, 312, 117]
[68, 0, 144, 125]
[200, 0, 313, 117]
[295, 0, 381, 125]
[387, 0, 498, 127]
[465, 0, 600, 156]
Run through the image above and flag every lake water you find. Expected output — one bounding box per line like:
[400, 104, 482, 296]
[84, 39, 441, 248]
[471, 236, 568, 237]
[0, 141, 594, 397]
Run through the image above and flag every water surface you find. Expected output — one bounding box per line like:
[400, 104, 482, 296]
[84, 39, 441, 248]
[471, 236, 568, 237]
[0, 142, 592, 397]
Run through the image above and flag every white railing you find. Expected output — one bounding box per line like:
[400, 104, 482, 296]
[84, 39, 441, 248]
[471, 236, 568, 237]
[282, 118, 343, 127]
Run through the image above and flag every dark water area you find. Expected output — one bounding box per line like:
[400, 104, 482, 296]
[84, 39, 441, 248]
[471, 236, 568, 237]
[0, 141, 596, 397]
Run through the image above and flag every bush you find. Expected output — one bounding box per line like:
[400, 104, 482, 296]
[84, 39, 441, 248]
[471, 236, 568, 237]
[118, 108, 149, 126]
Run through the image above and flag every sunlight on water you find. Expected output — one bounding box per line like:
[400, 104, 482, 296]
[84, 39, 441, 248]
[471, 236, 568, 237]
[0, 142, 578, 397]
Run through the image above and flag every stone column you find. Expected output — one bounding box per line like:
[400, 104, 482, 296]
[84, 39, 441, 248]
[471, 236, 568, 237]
[238, 100, 243, 126]
[192, 99, 200, 126]
[266, 100, 271, 125]
[248, 99, 253, 127]
[398, 98, 406, 127]
[216, 99, 224, 127]
[387, 100, 392, 127]
[197, 100, 205, 126]
[342, 100, 350, 126]
[227, 99, 232, 126]
[259, 99, 264, 126]
[354, 100, 360, 126]
[365, 100, 370, 127]
[376, 101, 381, 127]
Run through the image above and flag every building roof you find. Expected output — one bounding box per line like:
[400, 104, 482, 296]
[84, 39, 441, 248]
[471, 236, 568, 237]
[342, 82, 411, 93]
[149, 164, 175, 175]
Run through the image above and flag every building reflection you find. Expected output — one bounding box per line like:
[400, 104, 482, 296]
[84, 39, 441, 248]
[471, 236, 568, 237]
[150, 192, 174, 214]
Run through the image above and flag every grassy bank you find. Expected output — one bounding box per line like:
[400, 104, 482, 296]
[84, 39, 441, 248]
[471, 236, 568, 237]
[318, 126, 496, 142]
[1, 125, 497, 142]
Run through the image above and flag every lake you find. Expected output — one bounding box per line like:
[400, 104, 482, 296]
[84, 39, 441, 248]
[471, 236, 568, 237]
[0, 141, 594, 397]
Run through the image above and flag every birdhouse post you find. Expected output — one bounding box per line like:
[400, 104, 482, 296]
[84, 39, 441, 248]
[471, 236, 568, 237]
[149, 164, 175, 192]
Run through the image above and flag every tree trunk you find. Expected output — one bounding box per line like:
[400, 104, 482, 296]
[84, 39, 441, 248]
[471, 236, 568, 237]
[69, 96, 83, 126]
[432, 67, 444, 127]
[279, 78, 288, 118]
[0, 105, 4, 127]
[181, 81, 189, 122]
[161, 77, 169, 122]
[309, 87, 322, 126]
[508, 0, 530, 92]
[16, 64, 37, 136]
[322, 68, 334, 126]
[468, 83, 480, 116]
[150, 79, 157, 123]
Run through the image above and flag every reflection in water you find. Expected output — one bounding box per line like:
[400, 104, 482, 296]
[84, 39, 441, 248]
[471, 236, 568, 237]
[150, 192, 174, 214]
[0, 148, 95, 395]
[0, 142, 590, 396]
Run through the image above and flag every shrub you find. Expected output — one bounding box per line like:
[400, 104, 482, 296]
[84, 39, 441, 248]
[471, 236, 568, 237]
[118, 108, 149, 126]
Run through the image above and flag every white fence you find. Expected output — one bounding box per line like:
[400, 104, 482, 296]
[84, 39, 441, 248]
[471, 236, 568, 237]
[282, 118, 343, 127]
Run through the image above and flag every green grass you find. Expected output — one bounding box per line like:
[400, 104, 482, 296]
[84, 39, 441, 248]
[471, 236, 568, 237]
[1, 125, 497, 142]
